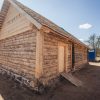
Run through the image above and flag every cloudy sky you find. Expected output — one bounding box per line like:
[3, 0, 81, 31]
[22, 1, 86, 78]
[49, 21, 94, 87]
[0, 0, 100, 42]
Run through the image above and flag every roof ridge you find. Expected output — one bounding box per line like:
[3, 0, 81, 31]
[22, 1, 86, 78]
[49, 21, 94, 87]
[12, 0, 65, 30]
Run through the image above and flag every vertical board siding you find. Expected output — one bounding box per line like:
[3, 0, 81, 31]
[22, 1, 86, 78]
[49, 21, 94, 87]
[0, 30, 36, 80]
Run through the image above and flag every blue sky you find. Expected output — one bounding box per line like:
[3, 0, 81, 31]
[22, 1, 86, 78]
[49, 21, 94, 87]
[0, 0, 100, 42]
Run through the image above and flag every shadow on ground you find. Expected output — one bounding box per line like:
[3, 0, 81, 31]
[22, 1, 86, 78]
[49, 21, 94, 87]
[0, 63, 100, 100]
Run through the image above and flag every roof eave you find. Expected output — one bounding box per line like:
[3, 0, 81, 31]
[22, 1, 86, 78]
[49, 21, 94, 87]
[42, 25, 89, 48]
[0, 0, 10, 30]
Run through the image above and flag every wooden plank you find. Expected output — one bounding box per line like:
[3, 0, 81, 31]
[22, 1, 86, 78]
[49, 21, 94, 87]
[61, 73, 83, 87]
[35, 31, 44, 79]
[0, 5, 33, 40]
[0, 30, 36, 81]
[58, 45, 65, 73]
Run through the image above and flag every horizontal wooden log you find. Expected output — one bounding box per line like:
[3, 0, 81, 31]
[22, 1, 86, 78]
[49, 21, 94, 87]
[0, 30, 37, 81]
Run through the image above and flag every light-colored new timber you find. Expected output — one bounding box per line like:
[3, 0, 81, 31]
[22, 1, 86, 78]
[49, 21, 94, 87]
[61, 73, 83, 87]
[35, 31, 43, 79]
[8, 0, 42, 29]
[58, 45, 65, 73]
[0, 5, 33, 40]
[65, 44, 69, 72]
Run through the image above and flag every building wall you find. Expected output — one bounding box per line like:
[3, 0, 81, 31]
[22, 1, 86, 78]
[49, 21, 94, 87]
[0, 5, 32, 40]
[42, 32, 88, 85]
[42, 32, 72, 85]
[42, 32, 58, 84]
[0, 4, 38, 87]
[0, 29, 37, 87]
[74, 44, 88, 69]
[67, 44, 72, 69]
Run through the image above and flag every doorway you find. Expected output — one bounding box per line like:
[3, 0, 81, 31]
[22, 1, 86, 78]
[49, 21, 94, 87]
[58, 45, 65, 73]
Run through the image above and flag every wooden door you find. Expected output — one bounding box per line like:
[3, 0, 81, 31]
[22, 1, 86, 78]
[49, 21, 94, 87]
[58, 46, 65, 73]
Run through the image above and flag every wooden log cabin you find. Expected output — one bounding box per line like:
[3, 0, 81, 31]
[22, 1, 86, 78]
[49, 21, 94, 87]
[0, 0, 88, 89]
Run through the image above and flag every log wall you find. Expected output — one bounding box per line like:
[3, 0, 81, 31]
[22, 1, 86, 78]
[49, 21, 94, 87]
[43, 32, 58, 84]
[42, 32, 88, 85]
[67, 44, 72, 69]
[0, 29, 37, 87]
[0, 5, 32, 40]
[42, 32, 72, 84]
[74, 44, 87, 69]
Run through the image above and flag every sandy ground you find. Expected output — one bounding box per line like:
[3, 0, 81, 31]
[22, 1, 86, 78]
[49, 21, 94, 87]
[89, 57, 100, 66]
[0, 63, 100, 100]
[89, 62, 100, 66]
[96, 57, 100, 61]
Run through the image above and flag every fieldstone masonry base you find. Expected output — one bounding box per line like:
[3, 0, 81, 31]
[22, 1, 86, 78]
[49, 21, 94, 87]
[0, 65, 36, 89]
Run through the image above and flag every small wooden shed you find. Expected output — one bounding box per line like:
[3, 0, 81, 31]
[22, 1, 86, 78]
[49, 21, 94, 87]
[0, 0, 88, 89]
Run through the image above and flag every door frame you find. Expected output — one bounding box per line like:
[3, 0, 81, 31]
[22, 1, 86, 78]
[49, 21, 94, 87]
[58, 42, 68, 73]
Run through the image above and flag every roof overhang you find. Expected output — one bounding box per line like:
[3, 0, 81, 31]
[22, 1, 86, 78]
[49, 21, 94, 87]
[41, 25, 89, 48]
[0, 0, 42, 31]
[0, 0, 10, 30]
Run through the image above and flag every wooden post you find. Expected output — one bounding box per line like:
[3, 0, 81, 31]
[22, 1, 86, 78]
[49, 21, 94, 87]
[72, 43, 75, 68]
[35, 31, 43, 79]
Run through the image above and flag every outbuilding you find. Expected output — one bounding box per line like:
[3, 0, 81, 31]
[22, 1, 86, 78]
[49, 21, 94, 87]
[0, 0, 88, 89]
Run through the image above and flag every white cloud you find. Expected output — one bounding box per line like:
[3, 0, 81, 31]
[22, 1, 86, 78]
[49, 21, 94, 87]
[79, 23, 92, 29]
[79, 39, 84, 42]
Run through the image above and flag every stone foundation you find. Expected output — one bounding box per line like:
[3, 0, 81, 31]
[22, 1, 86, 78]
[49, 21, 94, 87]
[0, 66, 36, 89]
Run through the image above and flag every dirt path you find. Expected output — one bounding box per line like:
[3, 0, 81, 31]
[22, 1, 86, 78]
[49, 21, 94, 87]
[0, 63, 100, 100]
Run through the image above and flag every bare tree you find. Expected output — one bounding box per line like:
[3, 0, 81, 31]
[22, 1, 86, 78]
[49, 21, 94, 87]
[86, 34, 100, 56]
[96, 36, 100, 56]
[86, 34, 97, 49]
[96, 36, 100, 49]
